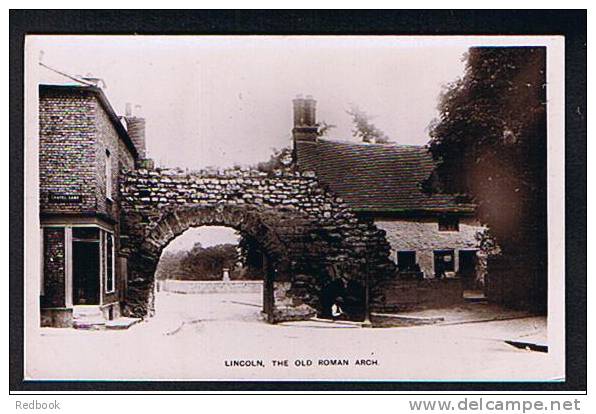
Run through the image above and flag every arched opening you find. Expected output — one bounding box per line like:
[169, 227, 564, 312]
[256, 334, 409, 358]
[119, 169, 400, 325]
[122, 205, 324, 323]
[153, 225, 275, 324]
[156, 226, 242, 282]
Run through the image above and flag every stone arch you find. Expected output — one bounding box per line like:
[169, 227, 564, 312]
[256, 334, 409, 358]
[119, 167, 397, 322]
[122, 203, 336, 321]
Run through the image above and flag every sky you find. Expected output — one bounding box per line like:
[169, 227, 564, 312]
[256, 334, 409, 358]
[29, 35, 474, 251]
[29, 35, 473, 170]
[163, 226, 240, 253]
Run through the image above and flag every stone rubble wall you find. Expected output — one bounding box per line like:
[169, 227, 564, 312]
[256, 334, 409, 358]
[119, 166, 396, 319]
[371, 278, 464, 313]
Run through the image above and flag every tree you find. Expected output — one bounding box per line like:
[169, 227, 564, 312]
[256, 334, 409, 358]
[255, 147, 293, 173]
[156, 242, 241, 281]
[346, 105, 389, 144]
[155, 250, 186, 280]
[179, 242, 239, 280]
[427, 47, 547, 309]
[316, 121, 336, 137]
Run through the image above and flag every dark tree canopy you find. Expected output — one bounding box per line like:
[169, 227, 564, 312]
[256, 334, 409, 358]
[156, 242, 241, 281]
[180, 242, 239, 280]
[427, 47, 547, 258]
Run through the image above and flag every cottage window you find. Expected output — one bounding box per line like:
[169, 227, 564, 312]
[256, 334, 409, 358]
[438, 216, 459, 231]
[397, 251, 417, 271]
[105, 149, 112, 200]
[105, 232, 115, 293]
[434, 249, 455, 278]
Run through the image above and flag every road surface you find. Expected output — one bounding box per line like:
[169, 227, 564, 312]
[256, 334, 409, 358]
[25, 292, 564, 381]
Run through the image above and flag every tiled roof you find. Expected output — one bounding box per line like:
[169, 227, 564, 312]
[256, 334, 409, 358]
[296, 139, 475, 214]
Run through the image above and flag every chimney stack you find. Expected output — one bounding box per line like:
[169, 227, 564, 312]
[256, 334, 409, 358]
[292, 94, 318, 144]
[124, 103, 147, 160]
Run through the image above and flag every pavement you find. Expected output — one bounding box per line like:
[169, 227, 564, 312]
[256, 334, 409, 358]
[25, 291, 563, 381]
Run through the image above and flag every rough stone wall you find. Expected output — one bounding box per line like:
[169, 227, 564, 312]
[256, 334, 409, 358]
[41, 227, 66, 308]
[119, 166, 396, 319]
[39, 90, 98, 214]
[374, 217, 485, 279]
[371, 278, 463, 312]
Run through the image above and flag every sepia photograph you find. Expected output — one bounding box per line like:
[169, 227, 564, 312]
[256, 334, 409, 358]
[13, 15, 581, 388]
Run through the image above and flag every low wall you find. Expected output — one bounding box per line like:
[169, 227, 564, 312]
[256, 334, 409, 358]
[40, 307, 73, 328]
[485, 255, 544, 311]
[159, 279, 263, 294]
[372, 277, 463, 312]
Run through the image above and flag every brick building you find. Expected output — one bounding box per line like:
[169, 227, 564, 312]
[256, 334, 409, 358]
[39, 79, 145, 327]
[292, 96, 486, 289]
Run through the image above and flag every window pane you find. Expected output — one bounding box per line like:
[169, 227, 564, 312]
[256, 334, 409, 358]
[106, 233, 114, 292]
[438, 216, 459, 231]
[434, 249, 455, 276]
[397, 251, 417, 271]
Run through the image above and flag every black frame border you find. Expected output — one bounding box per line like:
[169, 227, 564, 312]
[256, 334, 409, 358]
[9, 9, 587, 393]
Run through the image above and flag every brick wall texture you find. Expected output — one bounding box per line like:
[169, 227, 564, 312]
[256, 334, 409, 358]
[39, 87, 136, 309]
[39, 88, 135, 221]
[39, 90, 98, 214]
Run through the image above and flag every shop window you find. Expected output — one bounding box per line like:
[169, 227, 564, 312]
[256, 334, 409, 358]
[105, 232, 115, 293]
[72, 227, 100, 305]
[72, 227, 99, 241]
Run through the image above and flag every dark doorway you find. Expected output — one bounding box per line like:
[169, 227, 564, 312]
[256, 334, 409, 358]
[459, 249, 478, 290]
[434, 249, 455, 278]
[73, 241, 100, 305]
[262, 255, 275, 322]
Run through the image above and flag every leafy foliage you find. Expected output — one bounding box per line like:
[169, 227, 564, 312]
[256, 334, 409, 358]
[316, 121, 336, 137]
[255, 147, 293, 173]
[346, 105, 390, 144]
[427, 47, 547, 258]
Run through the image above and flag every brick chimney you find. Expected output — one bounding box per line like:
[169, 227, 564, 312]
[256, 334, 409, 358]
[292, 95, 318, 144]
[124, 103, 147, 160]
